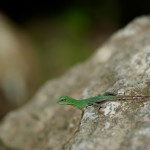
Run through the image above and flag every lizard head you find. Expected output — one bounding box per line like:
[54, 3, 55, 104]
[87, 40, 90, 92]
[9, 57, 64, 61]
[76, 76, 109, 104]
[57, 96, 75, 105]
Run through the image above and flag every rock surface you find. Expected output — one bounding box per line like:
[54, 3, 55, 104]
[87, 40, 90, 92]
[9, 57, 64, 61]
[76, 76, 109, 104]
[0, 16, 150, 150]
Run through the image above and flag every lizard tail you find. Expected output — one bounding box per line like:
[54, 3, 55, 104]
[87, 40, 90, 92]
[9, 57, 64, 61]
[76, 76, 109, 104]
[119, 95, 150, 98]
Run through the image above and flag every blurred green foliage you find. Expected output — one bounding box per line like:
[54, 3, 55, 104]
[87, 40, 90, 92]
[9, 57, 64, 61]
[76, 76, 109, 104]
[24, 7, 117, 85]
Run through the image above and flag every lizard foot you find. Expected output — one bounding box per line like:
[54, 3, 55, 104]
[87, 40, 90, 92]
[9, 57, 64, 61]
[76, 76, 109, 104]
[97, 105, 106, 115]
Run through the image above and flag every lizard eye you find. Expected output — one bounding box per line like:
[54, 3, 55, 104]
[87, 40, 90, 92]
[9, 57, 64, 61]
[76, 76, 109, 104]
[61, 99, 65, 102]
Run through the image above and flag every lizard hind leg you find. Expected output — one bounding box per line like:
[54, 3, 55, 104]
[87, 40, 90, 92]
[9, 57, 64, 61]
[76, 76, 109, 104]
[103, 91, 117, 96]
[102, 87, 126, 96]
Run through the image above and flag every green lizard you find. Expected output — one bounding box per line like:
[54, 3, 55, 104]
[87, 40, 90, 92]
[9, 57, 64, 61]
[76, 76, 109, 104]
[57, 91, 150, 110]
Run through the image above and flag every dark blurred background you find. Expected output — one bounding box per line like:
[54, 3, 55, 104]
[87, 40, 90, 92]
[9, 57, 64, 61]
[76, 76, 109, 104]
[0, 0, 150, 119]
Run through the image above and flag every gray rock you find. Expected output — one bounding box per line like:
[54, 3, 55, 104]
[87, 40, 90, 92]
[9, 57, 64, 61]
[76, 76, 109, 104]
[0, 16, 150, 150]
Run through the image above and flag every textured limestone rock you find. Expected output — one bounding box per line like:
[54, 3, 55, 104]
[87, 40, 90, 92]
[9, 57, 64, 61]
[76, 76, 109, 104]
[0, 16, 150, 150]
